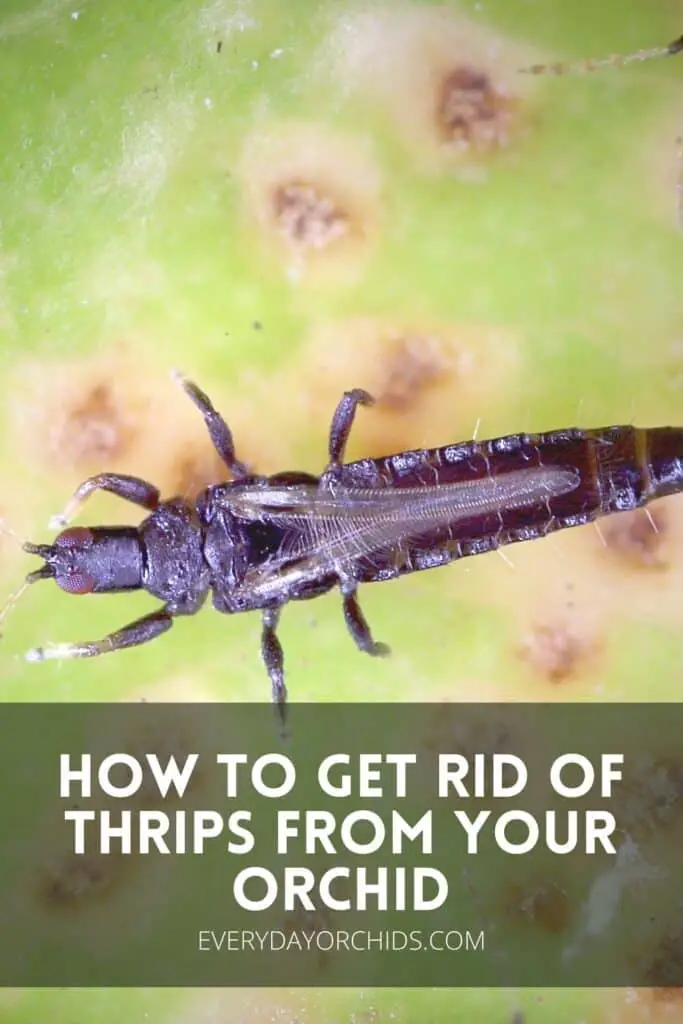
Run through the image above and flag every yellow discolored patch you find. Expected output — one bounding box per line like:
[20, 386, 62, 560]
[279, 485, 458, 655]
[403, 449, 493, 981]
[15, 357, 139, 474]
[9, 348, 288, 528]
[580, 495, 683, 625]
[163, 379, 297, 498]
[0, 990, 22, 1009]
[5, 345, 161, 541]
[372, 331, 455, 412]
[172, 987, 333, 1024]
[411, 674, 514, 708]
[121, 675, 220, 704]
[10, 343, 169, 485]
[518, 615, 602, 686]
[319, 4, 543, 175]
[167, 443, 227, 501]
[460, 493, 683, 698]
[290, 315, 521, 461]
[463, 535, 610, 697]
[599, 506, 670, 572]
[237, 121, 382, 283]
[602, 985, 683, 1023]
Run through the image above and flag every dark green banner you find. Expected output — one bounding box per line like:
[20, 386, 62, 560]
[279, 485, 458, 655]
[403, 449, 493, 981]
[0, 702, 679, 986]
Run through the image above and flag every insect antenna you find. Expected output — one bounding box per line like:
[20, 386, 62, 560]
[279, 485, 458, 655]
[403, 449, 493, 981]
[0, 580, 34, 639]
[0, 517, 28, 547]
[21, 543, 57, 585]
[22, 541, 53, 559]
[0, 561, 55, 640]
[0, 524, 55, 637]
[519, 33, 683, 226]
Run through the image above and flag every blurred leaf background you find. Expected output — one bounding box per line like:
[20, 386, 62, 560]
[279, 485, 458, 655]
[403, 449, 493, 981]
[1, 0, 682, 1020]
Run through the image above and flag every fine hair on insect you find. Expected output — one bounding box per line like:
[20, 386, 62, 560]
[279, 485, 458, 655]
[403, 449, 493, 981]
[4, 370, 683, 735]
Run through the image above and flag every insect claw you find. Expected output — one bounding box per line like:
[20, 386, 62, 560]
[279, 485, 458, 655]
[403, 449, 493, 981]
[25, 646, 47, 662]
[355, 388, 375, 407]
[26, 642, 82, 662]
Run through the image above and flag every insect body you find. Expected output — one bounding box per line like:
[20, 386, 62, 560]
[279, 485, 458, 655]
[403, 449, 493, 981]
[20, 374, 683, 727]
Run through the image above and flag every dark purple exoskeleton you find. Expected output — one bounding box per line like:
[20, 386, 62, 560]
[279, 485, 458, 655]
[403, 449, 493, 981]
[20, 373, 683, 729]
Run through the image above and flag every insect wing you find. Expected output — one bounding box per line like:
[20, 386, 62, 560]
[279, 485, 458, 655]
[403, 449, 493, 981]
[225, 483, 412, 569]
[222, 466, 580, 596]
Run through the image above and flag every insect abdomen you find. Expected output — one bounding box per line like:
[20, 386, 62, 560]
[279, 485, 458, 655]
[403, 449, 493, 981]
[581, 424, 683, 514]
[345, 425, 683, 584]
[638, 426, 683, 502]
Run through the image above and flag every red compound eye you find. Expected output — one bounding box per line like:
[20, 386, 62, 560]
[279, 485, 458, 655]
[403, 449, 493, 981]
[55, 527, 93, 548]
[57, 571, 95, 595]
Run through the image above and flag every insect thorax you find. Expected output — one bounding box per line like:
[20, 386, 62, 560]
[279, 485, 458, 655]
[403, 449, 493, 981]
[140, 500, 209, 612]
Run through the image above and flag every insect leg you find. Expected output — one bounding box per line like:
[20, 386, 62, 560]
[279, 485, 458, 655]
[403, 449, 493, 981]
[172, 371, 249, 479]
[260, 607, 288, 735]
[48, 473, 161, 530]
[25, 607, 174, 662]
[324, 388, 375, 474]
[340, 578, 391, 657]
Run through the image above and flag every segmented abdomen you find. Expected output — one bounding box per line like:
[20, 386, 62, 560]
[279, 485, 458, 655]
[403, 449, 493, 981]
[340, 425, 683, 583]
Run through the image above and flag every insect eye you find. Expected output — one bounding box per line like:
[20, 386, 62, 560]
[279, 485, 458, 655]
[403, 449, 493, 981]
[56, 571, 95, 595]
[55, 527, 94, 549]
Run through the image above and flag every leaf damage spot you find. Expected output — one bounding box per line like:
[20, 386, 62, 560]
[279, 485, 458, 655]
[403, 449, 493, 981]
[238, 122, 381, 282]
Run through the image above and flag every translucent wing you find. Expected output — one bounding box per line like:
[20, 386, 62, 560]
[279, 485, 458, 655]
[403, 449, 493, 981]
[221, 465, 579, 602]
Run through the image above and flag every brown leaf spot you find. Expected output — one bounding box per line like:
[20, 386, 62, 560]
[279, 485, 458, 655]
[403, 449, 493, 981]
[437, 65, 519, 152]
[272, 181, 351, 251]
[603, 508, 669, 572]
[375, 333, 450, 412]
[519, 619, 596, 683]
